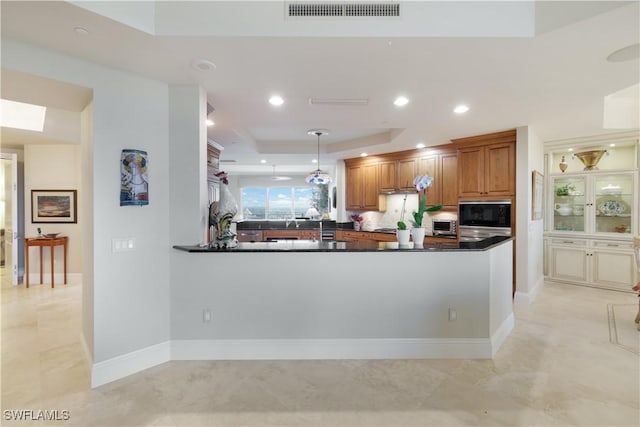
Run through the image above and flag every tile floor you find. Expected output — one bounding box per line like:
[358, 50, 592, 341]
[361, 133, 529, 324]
[1, 270, 639, 426]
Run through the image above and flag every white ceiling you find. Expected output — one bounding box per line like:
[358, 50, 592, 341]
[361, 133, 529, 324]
[1, 1, 638, 172]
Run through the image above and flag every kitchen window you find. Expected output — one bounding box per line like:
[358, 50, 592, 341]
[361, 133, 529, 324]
[241, 185, 328, 220]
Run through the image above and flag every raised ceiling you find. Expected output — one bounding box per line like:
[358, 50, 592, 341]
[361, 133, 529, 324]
[1, 1, 638, 171]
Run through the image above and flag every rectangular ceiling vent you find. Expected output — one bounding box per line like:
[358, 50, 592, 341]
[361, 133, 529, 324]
[288, 2, 400, 18]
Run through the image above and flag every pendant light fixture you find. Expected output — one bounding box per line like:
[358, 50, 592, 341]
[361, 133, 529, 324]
[305, 129, 332, 184]
[271, 164, 291, 181]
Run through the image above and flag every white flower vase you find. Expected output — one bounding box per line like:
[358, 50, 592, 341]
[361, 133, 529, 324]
[410, 227, 425, 247]
[396, 229, 411, 247]
[354, 221, 361, 231]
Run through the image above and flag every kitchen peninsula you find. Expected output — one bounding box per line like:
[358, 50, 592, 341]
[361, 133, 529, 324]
[170, 237, 513, 360]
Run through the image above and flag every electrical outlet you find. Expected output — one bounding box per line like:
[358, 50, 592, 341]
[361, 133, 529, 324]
[448, 308, 457, 321]
[203, 309, 212, 323]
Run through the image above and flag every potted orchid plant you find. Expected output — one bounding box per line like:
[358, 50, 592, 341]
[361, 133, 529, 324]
[397, 175, 443, 246]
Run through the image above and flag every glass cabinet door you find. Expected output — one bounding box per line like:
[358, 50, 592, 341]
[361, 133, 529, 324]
[593, 173, 634, 235]
[551, 175, 587, 233]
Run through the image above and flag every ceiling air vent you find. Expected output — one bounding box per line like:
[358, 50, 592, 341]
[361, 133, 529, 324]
[288, 2, 400, 18]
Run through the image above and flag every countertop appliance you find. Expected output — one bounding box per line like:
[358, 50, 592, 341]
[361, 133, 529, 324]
[458, 200, 512, 241]
[432, 219, 457, 238]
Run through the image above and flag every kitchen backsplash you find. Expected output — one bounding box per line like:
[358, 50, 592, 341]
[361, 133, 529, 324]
[350, 194, 457, 234]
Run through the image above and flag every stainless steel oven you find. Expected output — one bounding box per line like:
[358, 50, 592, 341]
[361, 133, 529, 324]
[432, 219, 457, 238]
[458, 200, 512, 241]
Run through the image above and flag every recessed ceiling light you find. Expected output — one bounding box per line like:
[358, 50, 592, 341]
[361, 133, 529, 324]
[74, 26, 89, 35]
[312, 159, 318, 164]
[568, 148, 574, 152]
[609, 143, 616, 147]
[416, 143, 426, 149]
[454, 105, 470, 114]
[0, 99, 46, 132]
[206, 119, 214, 127]
[360, 152, 368, 157]
[191, 59, 216, 72]
[607, 43, 640, 62]
[269, 95, 284, 106]
[394, 96, 409, 107]
[260, 159, 267, 164]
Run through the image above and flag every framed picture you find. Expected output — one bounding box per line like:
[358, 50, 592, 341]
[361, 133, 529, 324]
[532, 170, 544, 221]
[31, 190, 77, 223]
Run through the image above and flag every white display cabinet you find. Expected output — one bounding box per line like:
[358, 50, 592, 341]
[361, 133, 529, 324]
[544, 134, 639, 292]
[549, 172, 636, 237]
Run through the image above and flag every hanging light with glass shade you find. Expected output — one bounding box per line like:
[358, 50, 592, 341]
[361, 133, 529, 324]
[305, 129, 332, 184]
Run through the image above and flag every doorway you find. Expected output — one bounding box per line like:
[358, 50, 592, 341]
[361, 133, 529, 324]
[1, 153, 24, 285]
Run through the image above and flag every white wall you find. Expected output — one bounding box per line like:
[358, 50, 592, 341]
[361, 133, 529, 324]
[515, 126, 545, 304]
[24, 144, 82, 275]
[3, 39, 172, 364]
[81, 102, 94, 362]
[168, 85, 208, 246]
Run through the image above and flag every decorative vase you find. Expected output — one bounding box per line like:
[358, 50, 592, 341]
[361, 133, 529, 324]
[574, 150, 607, 170]
[410, 227, 425, 247]
[209, 176, 238, 249]
[396, 229, 411, 247]
[354, 221, 361, 231]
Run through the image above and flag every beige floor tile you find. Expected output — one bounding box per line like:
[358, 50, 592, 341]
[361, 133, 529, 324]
[1, 266, 639, 426]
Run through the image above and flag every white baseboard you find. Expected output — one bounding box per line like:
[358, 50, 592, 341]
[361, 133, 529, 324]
[92, 333, 520, 388]
[91, 341, 170, 388]
[514, 276, 544, 305]
[27, 272, 82, 285]
[171, 338, 494, 361]
[490, 313, 515, 356]
[80, 331, 93, 368]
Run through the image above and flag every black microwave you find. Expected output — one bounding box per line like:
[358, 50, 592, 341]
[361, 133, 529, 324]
[458, 200, 512, 228]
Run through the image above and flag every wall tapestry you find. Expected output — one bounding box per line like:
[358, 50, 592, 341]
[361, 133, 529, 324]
[120, 149, 149, 206]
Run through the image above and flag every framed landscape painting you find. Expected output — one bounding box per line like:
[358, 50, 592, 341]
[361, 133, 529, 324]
[31, 190, 77, 223]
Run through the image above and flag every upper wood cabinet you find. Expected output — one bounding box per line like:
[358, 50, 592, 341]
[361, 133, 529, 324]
[440, 153, 459, 206]
[378, 160, 396, 193]
[345, 161, 385, 211]
[454, 130, 516, 198]
[417, 151, 458, 207]
[378, 158, 417, 193]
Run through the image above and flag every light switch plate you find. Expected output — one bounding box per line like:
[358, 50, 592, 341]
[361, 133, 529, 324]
[112, 237, 136, 252]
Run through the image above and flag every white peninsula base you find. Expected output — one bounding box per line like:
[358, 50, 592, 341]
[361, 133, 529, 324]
[92, 240, 513, 387]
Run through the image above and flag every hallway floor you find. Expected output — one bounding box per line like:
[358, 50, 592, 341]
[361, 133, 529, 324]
[1, 272, 639, 426]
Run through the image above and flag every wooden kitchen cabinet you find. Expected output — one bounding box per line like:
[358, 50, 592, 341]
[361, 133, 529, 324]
[440, 153, 458, 206]
[457, 142, 515, 198]
[337, 230, 395, 243]
[378, 161, 396, 193]
[378, 158, 417, 193]
[397, 158, 417, 191]
[263, 229, 319, 240]
[345, 161, 385, 211]
[418, 151, 458, 207]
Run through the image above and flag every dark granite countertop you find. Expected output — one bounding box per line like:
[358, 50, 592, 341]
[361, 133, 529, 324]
[235, 220, 341, 230]
[174, 236, 512, 253]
